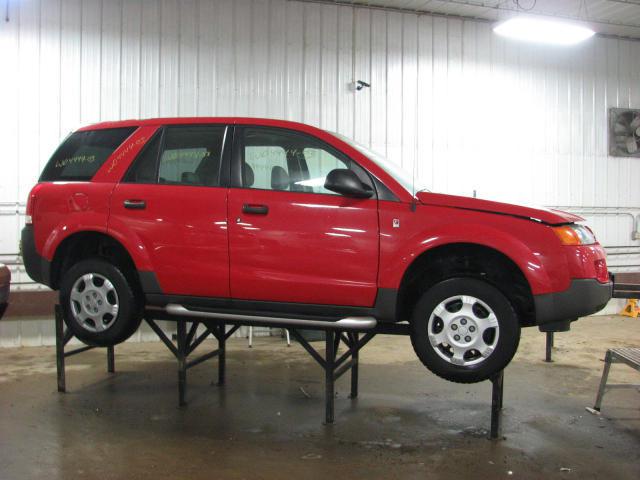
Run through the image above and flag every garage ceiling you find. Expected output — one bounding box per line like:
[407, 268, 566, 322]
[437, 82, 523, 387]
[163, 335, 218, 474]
[309, 0, 640, 39]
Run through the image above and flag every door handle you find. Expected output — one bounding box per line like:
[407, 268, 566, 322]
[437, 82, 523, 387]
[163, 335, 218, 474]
[242, 204, 269, 215]
[123, 199, 146, 210]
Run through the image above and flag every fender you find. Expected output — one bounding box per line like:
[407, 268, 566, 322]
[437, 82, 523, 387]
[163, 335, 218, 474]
[104, 216, 155, 272]
[38, 182, 115, 261]
[43, 225, 108, 262]
[378, 203, 571, 296]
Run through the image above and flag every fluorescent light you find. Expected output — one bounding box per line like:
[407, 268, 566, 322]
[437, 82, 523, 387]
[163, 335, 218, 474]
[493, 17, 595, 45]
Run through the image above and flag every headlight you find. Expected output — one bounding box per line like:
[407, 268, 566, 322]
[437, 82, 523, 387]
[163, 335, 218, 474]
[552, 224, 597, 245]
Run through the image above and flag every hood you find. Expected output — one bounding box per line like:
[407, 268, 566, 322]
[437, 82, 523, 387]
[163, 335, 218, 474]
[415, 192, 583, 225]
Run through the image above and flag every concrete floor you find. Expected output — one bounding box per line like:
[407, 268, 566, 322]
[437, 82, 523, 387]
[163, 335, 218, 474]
[0, 316, 639, 479]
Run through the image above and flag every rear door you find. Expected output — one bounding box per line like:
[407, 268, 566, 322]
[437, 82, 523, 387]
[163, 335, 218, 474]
[227, 126, 379, 307]
[109, 124, 230, 298]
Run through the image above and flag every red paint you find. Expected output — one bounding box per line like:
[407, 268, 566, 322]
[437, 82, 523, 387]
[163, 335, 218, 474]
[109, 184, 230, 297]
[227, 189, 379, 305]
[26, 117, 609, 310]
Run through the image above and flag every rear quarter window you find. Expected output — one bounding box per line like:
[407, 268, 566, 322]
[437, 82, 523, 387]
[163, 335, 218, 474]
[39, 127, 136, 181]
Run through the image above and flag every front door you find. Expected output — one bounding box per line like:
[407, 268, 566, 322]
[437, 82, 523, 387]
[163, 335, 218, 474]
[227, 126, 379, 307]
[109, 124, 230, 297]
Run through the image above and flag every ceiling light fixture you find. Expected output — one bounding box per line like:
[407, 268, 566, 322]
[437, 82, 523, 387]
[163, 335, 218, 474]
[493, 17, 595, 46]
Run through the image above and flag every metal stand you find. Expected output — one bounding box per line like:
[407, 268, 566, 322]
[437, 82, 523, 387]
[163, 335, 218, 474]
[545, 332, 554, 362]
[490, 371, 504, 439]
[145, 316, 240, 406]
[55, 304, 114, 392]
[289, 329, 376, 424]
[289, 327, 505, 439]
[54, 306, 505, 439]
[55, 304, 239, 405]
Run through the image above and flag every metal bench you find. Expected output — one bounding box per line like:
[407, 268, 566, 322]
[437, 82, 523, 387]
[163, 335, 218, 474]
[612, 272, 640, 300]
[594, 347, 640, 411]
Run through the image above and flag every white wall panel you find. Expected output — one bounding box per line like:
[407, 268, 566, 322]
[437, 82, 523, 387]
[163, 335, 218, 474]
[140, 0, 161, 117]
[336, 5, 353, 138]
[353, 7, 370, 145]
[2, 0, 640, 345]
[0, 0, 19, 208]
[121, 0, 142, 119]
[319, 4, 338, 131]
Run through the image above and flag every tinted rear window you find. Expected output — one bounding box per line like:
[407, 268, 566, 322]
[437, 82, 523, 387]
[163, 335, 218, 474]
[40, 127, 136, 181]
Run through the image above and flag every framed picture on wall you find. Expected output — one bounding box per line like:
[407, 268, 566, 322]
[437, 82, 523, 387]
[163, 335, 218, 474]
[609, 108, 640, 157]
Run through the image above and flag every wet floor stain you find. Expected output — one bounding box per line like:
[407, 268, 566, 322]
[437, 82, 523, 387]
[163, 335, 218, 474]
[0, 316, 639, 479]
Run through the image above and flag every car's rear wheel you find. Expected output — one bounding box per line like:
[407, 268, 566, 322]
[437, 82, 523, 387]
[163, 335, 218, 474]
[60, 258, 142, 347]
[409, 277, 520, 383]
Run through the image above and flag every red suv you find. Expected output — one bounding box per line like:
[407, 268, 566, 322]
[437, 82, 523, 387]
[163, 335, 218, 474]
[22, 118, 612, 383]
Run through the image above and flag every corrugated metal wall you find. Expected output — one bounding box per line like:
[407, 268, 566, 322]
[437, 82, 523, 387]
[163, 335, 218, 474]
[1, 0, 639, 345]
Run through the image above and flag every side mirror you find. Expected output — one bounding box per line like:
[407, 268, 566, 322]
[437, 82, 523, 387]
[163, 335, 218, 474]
[324, 169, 373, 199]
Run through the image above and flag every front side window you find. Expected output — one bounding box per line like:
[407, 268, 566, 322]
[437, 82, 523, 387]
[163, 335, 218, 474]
[124, 125, 226, 186]
[40, 127, 136, 181]
[241, 128, 372, 195]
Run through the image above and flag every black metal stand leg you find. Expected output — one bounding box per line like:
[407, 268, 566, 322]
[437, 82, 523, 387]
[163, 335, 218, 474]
[545, 332, 554, 362]
[217, 325, 226, 386]
[490, 371, 504, 439]
[55, 305, 66, 393]
[325, 330, 335, 424]
[349, 333, 359, 399]
[177, 321, 187, 406]
[594, 350, 612, 411]
[107, 346, 115, 373]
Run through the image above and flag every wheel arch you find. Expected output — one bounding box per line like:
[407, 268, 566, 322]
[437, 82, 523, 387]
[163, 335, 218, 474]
[396, 242, 536, 327]
[49, 230, 141, 292]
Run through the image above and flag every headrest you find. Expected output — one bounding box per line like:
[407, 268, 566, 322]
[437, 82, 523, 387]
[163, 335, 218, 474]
[270, 166, 290, 190]
[181, 172, 201, 185]
[243, 163, 254, 187]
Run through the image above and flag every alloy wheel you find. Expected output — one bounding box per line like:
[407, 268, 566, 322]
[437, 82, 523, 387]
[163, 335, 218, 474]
[427, 295, 500, 366]
[69, 273, 120, 333]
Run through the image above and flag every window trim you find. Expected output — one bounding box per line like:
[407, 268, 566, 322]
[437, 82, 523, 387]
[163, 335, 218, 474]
[230, 125, 378, 199]
[121, 127, 165, 184]
[121, 124, 231, 188]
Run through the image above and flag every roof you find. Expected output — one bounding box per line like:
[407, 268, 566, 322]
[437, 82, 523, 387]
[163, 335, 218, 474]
[76, 117, 315, 132]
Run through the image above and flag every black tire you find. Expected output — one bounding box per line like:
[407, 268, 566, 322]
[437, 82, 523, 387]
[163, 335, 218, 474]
[409, 277, 520, 384]
[59, 258, 142, 347]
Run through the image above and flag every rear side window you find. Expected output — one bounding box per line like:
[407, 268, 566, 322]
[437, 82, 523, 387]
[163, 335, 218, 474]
[123, 130, 162, 184]
[124, 125, 226, 187]
[40, 127, 136, 181]
[158, 126, 225, 186]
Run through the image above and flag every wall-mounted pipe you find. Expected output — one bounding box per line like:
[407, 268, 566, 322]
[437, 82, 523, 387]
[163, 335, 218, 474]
[0, 202, 26, 216]
[549, 206, 640, 242]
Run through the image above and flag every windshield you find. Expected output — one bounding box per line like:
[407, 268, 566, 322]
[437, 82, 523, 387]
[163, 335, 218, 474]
[332, 133, 426, 195]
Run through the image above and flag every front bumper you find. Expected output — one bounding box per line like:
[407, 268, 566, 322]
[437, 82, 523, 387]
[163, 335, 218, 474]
[534, 278, 612, 326]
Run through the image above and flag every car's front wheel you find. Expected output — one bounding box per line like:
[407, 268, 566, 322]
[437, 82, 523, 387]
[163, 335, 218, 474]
[59, 258, 142, 347]
[409, 277, 521, 383]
